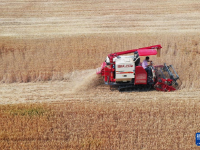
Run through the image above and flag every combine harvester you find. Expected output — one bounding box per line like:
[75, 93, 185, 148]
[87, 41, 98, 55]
[96, 45, 180, 92]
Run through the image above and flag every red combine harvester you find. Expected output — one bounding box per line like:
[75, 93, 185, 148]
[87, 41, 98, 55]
[96, 45, 180, 92]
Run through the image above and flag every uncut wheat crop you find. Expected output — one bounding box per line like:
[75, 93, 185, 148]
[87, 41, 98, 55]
[0, 0, 200, 149]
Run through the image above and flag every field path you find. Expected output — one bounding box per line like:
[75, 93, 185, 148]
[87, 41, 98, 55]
[0, 69, 199, 105]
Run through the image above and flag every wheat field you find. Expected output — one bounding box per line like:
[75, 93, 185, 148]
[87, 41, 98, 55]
[0, 0, 200, 149]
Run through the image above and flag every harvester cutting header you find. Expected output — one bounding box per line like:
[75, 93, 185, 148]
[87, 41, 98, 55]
[96, 45, 180, 92]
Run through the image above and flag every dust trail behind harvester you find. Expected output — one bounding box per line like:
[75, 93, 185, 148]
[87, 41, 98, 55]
[63, 69, 103, 93]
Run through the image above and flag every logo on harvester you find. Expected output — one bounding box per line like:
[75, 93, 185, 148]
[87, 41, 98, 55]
[118, 65, 133, 68]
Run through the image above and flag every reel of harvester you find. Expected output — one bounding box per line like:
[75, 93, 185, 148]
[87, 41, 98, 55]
[154, 63, 181, 92]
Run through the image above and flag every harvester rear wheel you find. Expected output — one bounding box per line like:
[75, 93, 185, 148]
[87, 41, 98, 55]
[146, 84, 152, 91]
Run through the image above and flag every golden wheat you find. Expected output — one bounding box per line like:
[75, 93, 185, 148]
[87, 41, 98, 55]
[0, 100, 200, 149]
[0, 33, 199, 89]
[0, 0, 200, 149]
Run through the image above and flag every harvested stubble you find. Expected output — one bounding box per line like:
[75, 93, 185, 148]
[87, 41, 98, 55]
[0, 32, 199, 89]
[0, 0, 199, 149]
[0, 100, 200, 149]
